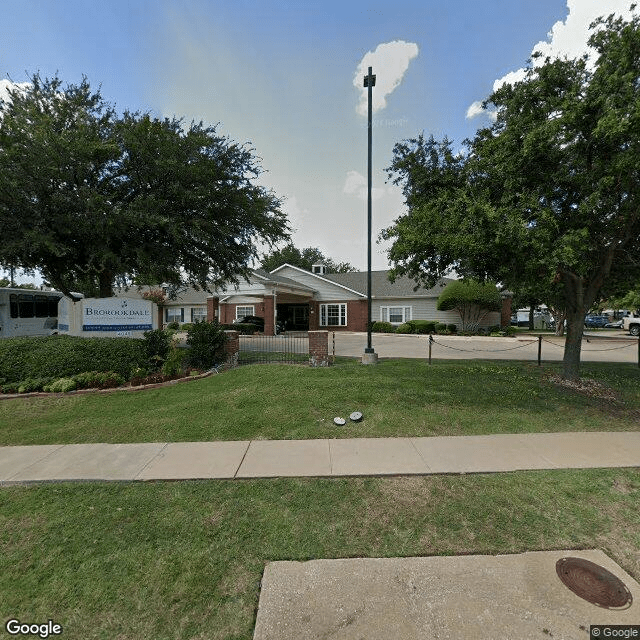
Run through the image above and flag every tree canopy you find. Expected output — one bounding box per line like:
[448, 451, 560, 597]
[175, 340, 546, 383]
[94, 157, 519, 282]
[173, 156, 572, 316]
[0, 74, 289, 297]
[382, 11, 640, 379]
[260, 243, 357, 274]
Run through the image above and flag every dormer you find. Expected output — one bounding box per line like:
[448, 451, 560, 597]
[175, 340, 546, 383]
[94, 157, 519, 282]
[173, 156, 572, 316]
[312, 263, 327, 275]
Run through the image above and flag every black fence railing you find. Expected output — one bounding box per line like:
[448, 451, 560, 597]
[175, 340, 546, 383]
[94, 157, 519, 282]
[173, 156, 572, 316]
[238, 333, 309, 365]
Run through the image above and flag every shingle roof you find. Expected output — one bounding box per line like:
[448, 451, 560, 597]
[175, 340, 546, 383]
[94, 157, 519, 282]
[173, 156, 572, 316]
[252, 269, 317, 292]
[322, 271, 454, 298]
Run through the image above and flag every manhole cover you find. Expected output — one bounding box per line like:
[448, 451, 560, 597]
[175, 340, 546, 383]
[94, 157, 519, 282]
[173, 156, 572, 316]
[556, 557, 633, 609]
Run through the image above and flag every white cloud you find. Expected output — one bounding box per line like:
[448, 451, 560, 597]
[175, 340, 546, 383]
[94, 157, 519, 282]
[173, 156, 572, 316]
[354, 40, 419, 117]
[467, 0, 637, 119]
[0, 79, 29, 106]
[343, 170, 388, 201]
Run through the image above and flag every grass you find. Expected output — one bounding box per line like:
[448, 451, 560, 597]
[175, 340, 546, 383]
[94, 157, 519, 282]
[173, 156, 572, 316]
[0, 359, 639, 446]
[1, 469, 639, 639]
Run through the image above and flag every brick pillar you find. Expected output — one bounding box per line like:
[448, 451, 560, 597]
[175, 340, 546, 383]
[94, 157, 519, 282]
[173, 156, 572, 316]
[501, 292, 513, 329]
[308, 330, 330, 367]
[223, 330, 239, 369]
[263, 295, 275, 335]
[207, 297, 219, 323]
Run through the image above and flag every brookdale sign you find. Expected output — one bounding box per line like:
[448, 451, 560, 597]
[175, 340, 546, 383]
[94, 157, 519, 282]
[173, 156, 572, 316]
[58, 297, 157, 337]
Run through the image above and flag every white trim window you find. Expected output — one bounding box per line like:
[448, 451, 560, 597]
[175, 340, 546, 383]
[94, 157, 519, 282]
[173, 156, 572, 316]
[191, 307, 207, 323]
[166, 307, 184, 324]
[236, 305, 255, 319]
[380, 306, 412, 324]
[320, 303, 347, 326]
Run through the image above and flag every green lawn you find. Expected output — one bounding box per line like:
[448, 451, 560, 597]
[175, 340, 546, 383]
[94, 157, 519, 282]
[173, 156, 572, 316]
[1, 470, 639, 640]
[2, 359, 639, 639]
[1, 359, 639, 446]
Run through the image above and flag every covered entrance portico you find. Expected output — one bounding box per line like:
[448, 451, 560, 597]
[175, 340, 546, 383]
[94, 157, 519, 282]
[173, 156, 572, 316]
[276, 294, 311, 332]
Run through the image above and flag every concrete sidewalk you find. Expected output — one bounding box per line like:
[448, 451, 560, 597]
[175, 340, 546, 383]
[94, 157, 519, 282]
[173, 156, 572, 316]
[1, 431, 639, 484]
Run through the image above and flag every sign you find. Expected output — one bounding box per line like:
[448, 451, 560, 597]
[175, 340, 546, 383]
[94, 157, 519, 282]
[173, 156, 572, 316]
[82, 298, 153, 332]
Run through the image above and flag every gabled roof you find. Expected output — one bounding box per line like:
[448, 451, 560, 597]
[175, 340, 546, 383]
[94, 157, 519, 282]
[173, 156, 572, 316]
[251, 269, 316, 292]
[270, 263, 366, 297]
[322, 271, 454, 298]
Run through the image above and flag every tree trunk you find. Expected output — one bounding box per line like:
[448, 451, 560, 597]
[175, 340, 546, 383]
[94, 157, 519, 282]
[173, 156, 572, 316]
[98, 270, 114, 298]
[562, 309, 585, 380]
[528, 304, 535, 331]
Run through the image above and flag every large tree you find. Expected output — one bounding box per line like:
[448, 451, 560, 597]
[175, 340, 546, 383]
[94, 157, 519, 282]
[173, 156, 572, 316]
[260, 243, 357, 273]
[382, 11, 640, 380]
[0, 74, 289, 297]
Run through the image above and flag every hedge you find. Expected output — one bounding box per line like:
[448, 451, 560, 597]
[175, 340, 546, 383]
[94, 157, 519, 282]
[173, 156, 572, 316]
[0, 335, 148, 384]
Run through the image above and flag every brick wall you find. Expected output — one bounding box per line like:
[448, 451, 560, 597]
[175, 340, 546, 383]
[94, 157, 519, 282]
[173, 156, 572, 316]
[315, 300, 369, 332]
[308, 330, 329, 367]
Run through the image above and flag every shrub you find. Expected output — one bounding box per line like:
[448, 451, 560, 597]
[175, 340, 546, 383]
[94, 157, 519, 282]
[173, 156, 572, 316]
[167, 321, 180, 330]
[1, 382, 20, 394]
[371, 321, 394, 333]
[396, 323, 414, 334]
[409, 320, 437, 334]
[143, 329, 173, 371]
[447, 324, 457, 333]
[0, 336, 148, 383]
[186, 321, 227, 369]
[161, 346, 189, 376]
[17, 378, 55, 393]
[45, 378, 77, 393]
[435, 322, 447, 333]
[72, 371, 126, 390]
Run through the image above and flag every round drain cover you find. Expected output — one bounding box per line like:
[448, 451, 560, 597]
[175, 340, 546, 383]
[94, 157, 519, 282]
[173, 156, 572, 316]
[333, 417, 346, 426]
[556, 557, 633, 609]
[349, 411, 363, 422]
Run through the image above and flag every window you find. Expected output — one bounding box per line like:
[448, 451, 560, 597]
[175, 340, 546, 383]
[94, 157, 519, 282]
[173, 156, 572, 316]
[165, 307, 184, 323]
[236, 305, 254, 319]
[18, 294, 35, 318]
[381, 306, 412, 324]
[191, 307, 207, 323]
[320, 303, 346, 326]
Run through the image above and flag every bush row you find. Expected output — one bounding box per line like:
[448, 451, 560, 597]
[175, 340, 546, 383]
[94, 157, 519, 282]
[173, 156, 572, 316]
[370, 320, 457, 334]
[0, 321, 228, 392]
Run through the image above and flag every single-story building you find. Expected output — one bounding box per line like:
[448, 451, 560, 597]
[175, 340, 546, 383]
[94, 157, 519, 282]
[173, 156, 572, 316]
[116, 264, 506, 334]
[209, 264, 503, 334]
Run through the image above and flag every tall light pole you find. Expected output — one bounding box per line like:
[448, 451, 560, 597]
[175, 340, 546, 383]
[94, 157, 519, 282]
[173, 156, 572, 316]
[362, 66, 378, 365]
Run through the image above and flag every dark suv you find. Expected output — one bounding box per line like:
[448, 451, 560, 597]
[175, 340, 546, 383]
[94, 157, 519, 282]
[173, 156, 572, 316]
[584, 315, 609, 328]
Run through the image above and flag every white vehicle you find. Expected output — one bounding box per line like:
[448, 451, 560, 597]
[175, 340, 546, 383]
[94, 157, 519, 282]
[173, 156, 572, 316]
[0, 288, 63, 338]
[623, 314, 640, 336]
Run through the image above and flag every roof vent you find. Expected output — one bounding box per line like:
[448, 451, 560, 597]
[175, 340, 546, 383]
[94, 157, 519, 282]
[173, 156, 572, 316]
[312, 264, 327, 275]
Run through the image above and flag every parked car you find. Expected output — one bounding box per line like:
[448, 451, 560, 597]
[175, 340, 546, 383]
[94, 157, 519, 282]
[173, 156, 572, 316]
[604, 319, 623, 329]
[584, 315, 609, 328]
[237, 315, 284, 334]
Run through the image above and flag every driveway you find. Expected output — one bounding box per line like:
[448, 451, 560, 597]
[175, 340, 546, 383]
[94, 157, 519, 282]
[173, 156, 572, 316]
[332, 331, 639, 364]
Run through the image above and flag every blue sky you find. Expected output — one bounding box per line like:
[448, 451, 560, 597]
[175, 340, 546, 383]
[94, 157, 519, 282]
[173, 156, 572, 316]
[1, 0, 634, 281]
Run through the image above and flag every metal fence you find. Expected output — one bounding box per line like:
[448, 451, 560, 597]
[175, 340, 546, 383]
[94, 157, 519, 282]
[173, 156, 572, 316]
[238, 332, 309, 365]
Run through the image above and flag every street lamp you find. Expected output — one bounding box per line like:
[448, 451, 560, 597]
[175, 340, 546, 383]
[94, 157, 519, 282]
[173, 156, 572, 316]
[362, 66, 378, 365]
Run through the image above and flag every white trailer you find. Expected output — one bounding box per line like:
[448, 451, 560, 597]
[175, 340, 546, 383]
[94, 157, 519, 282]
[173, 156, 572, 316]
[0, 288, 63, 338]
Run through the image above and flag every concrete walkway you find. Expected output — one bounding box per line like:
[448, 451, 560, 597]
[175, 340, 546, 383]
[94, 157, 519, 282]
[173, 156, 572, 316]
[1, 431, 640, 484]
